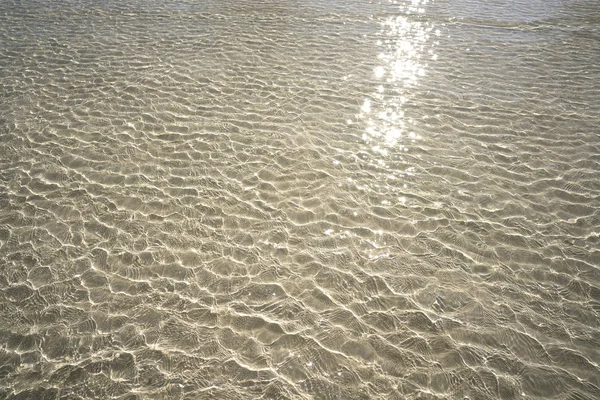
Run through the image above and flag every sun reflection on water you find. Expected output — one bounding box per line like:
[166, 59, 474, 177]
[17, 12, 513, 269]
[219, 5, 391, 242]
[330, 1, 439, 257]
[344, 0, 438, 258]
[358, 0, 436, 159]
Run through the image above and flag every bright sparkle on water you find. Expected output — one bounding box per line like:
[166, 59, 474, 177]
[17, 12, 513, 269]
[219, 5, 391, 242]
[359, 0, 434, 161]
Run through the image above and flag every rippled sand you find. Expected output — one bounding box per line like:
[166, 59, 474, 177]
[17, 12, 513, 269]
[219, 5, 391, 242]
[1, 0, 599, 399]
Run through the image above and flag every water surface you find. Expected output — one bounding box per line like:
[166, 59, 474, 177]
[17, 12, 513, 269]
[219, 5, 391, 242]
[1, 0, 599, 399]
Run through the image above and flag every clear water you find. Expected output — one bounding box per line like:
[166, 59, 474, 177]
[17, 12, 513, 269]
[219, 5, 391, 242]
[0, 0, 599, 399]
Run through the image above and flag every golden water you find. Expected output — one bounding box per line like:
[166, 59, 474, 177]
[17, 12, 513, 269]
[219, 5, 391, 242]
[0, 0, 599, 399]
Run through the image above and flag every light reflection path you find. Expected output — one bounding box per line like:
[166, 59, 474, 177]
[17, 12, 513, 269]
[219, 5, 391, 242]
[359, 0, 436, 159]
[349, 0, 439, 258]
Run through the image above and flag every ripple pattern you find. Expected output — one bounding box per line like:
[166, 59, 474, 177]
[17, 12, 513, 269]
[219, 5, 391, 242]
[1, 0, 599, 399]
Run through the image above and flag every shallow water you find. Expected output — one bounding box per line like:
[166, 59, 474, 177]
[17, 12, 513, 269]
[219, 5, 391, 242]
[0, 0, 599, 399]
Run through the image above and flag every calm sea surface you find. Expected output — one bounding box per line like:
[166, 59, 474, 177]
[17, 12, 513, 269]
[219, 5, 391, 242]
[1, 0, 599, 399]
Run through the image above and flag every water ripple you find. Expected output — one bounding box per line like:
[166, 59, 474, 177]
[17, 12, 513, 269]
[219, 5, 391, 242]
[1, 0, 599, 399]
